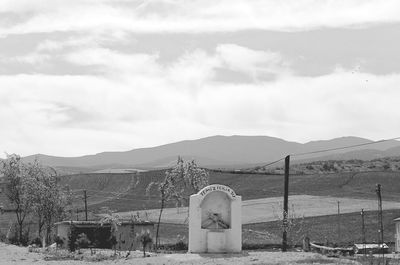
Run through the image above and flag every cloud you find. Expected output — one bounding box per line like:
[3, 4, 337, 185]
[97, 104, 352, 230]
[1, 68, 399, 157]
[1, 0, 400, 35]
[216, 44, 289, 80]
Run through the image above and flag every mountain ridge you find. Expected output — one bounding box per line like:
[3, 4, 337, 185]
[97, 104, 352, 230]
[22, 135, 400, 171]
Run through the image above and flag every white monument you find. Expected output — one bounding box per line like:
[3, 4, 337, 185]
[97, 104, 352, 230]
[188, 184, 242, 253]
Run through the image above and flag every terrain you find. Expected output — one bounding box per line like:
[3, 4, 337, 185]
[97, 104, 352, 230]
[62, 168, 400, 213]
[0, 242, 360, 265]
[21, 135, 400, 172]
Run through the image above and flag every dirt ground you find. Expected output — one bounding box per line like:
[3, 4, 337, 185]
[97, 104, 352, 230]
[0, 243, 361, 265]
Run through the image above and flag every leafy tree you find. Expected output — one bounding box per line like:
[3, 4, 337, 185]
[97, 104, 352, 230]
[1, 155, 71, 245]
[24, 160, 71, 245]
[0, 154, 31, 244]
[146, 157, 209, 250]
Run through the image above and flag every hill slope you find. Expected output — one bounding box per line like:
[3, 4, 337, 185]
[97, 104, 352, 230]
[61, 168, 400, 213]
[23, 135, 400, 170]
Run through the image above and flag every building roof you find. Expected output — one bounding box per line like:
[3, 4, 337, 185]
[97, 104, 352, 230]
[394, 217, 400, 222]
[54, 220, 154, 226]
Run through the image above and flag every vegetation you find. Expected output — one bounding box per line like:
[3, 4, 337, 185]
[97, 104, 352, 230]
[0, 154, 71, 245]
[137, 229, 152, 257]
[99, 208, 121, 255]
[146, 157, 209, 250]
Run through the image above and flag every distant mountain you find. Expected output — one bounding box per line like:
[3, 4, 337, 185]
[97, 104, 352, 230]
[22, 135, 400, 171]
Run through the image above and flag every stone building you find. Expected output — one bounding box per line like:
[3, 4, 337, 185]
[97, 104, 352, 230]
[54, 220, 154, 251]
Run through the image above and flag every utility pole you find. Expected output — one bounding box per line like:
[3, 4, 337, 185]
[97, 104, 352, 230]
[84, 190, 88, 221]
[375, 184, 384, 261]
[282, 155, 290, 252]
[361, 209, 366, 256]
[337, 201, 341, 245]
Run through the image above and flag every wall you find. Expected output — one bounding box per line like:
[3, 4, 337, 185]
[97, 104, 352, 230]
[55, 222, 154, 251]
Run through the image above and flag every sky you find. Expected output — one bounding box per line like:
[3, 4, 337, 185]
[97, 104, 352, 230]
[1, 0, 400, 157]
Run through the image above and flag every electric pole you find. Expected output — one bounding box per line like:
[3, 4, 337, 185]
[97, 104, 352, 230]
[361, 209, 366, 256]
[282, 155, 290, 252]
[84, 190, 88, 221]
[375, 184, 384, 261]
[337, 201, 341, 245]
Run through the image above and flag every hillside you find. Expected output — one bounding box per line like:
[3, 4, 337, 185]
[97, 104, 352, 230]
[253, 156, 400, 175]
[22, 135, 400, 171]
[62, 168, 400, 213]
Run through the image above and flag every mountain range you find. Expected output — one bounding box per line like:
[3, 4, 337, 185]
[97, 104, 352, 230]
[21, 135, 400, 173]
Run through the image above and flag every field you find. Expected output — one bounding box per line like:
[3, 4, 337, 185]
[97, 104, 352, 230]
[155, 209, 400, 246]
[59, 170, 400, 213]
[58, 170, 400, 248]
[115, 194, 400, 224]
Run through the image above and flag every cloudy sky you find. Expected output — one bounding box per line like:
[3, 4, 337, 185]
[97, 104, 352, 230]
[1, 0, 400, 157]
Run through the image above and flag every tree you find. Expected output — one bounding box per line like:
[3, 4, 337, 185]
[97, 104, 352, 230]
[1, 155, 71, 245]
[138, 229, 152, 257]
[146, 157, 209, 250]
[100, 208, 121, 255]
[25, 160, 71, 245]
[0, 154, 31, 244]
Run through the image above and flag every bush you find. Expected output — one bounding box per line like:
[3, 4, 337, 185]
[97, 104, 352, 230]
[75, 233, 91, 249]
[138, 230, 152, 257]
[68, 226, 78, 252]
[30, 237, 43, 247]
[54, 235, 64, 248]
[174, 235, 187, 251]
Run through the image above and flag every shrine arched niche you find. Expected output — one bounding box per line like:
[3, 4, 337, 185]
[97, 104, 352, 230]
[200, 191, 231, 229]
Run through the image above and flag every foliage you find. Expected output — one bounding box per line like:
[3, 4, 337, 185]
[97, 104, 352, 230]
[272, 203, 307, 248]
[146, 157, 209, 250]
[54, 235, 64, 248]
[68, 226, 78, 252]
[100, 208, 121, 255]
[24, 160, 72, 245]
[137, 229, 152, 257]
[0, 154, 31, 244]
[1, 154, 71, 246]
[173, 234, 187, 251]
[30, 237, 43, 247]
[75, 233, 91, 249]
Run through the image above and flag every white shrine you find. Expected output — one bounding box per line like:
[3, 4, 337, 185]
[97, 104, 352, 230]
[188, 184, 242, 253]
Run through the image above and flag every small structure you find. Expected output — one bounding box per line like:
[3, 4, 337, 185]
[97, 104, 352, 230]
[395, 217, 400, 252]
[188, 184, 242, 253]
[54, 220, 154, 251]
[353, 243, 389, 254]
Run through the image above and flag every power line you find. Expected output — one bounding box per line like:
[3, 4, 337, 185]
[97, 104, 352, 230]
[246, 157, 286, 171]
[291, 136, 400, 157]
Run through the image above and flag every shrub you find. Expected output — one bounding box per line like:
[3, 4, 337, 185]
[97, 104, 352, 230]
[30, 237, 43, 247]
[138, 230, 152, 257]
[54, 235, 64, 248]
[174, 234, 187, 251]
[75, 233, 91, 249]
